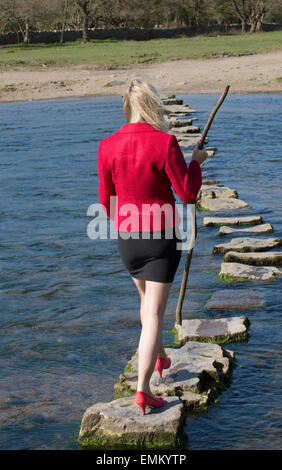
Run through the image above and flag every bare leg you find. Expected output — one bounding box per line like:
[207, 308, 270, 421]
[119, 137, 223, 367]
[136, 280, 172, 397]
[132, 277, 168, 360]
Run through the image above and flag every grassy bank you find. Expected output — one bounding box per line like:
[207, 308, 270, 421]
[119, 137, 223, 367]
[0, 31, 282, 70]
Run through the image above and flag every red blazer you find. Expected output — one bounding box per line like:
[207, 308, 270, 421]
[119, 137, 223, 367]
[97, 122, 202, 232]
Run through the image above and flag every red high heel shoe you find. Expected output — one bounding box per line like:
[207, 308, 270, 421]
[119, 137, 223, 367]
[135, 391, 164, 415]
[155, 356, 171, 378]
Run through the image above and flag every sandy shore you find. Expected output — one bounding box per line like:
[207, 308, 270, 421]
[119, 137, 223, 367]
[0, 50, 281, 103]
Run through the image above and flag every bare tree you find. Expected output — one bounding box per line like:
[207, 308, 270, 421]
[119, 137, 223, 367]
[249, 0, 268, 31]
[231, 0, 269, 32]
[74, 0, 91, 41]
[60, 0, 68, 43]
[0, 0, 280, 40]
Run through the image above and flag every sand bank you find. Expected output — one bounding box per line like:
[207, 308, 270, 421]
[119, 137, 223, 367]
[0, 50, 281, 103]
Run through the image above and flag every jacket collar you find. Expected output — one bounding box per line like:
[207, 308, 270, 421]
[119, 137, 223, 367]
[116, 122, 159, 133]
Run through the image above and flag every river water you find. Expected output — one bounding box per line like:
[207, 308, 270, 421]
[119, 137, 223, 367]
[0, 93, 281, 449]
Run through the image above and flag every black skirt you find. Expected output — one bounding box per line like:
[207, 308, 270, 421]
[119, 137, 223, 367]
[117, 227, 182, 283]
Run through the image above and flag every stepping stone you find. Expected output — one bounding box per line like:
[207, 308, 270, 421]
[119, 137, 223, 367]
[166, 117, 198, 127]
[115, 343, 234, 410]
[162, 98, 183, 105]
[167, 112, 189, 117]
[213, 237, 281, 254]
[199, 185, 238, 199]
[203, 215, 263, 226]
[161, 94, 176, 99]
[164, 104, 197, 114]
[178, 135, 206, 148]
[224, 250, 282, 266]
[171, 125, 201, 134]
[217, 223, 273, 236]
[175, 316, 249, 343]
[220, 262, 281, 281]
[183, 149, 215, 159]
[79, 395, 185, 449]
[198, 197, 249, 211]
[204, 289, 265, 309]
[202, 179, 220, 185]
[180, 390, 211, 412]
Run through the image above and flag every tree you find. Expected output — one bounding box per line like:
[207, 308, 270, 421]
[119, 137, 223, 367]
[249, 0, 268, 31]
[60, 0, 68, 43]
[75, 0, 91, 41]
[231, 0, 269, 32]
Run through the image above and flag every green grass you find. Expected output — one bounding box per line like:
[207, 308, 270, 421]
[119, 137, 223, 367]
[0, 31, 282, 69]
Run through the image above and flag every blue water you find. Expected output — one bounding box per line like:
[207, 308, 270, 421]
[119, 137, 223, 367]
[0, 94, 281, 449]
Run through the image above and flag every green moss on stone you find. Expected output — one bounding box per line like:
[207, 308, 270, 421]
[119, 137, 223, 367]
[113, 376, 135, 400]
[78, 427, 184, 450]
[166, 326, 181, 347]
[219, 273, 248, 283]
[124, 361, 133, 373]
[195, 202, 213, 212]
[224, 253, 281, 266]
[204, 217, 263, 227]
[177, 331, 249, 345]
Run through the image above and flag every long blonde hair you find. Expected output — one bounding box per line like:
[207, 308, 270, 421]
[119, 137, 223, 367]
[122, 76, 169, 133]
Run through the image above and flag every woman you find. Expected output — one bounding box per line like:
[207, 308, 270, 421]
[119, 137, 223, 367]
[97, 77, 207, 415]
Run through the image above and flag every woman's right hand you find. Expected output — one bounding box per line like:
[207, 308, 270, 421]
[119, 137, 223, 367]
[192, 144, 208, 165]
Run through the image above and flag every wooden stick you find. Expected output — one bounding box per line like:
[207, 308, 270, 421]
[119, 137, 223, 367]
[198, 85, 230, 150]
[175, 85, 230, 326]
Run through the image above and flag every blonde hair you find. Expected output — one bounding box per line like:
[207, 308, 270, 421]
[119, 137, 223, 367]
[122, 76, 169, 133]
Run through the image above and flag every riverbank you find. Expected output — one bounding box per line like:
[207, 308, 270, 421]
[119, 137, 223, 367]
[1, 93, 281, 449]
[0, 50, 281, 103]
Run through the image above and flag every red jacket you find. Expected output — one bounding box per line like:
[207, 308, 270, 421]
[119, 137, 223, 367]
[97, 122, 202, 232]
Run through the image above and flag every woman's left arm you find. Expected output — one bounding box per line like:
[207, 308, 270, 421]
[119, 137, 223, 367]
[97, 140, 116, 219]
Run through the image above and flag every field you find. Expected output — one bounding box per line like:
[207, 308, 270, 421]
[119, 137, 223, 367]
[0, 31, 282, 69]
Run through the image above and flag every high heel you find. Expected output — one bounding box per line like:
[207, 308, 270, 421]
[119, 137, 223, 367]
[155, 356, 171, 378]
[135, 391, 164, 415]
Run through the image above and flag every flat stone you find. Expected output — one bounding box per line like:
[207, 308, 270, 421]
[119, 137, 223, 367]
[180, 390, 210, 411]
[115, 343, 233, 405]
[164, 104, 197, 114]
[220, 262, 282, 281]
[167, 112, 189, 117]
[183, 149, 215, 158]
[79, 396, 185, 449]
[161, 94, 176, 99]
[203, 215, 263, 226]
[166, 117, 198, 127]
[204, 289, 265, 309]
[213, 237, 281, 254]
[202, 179, 220, 185]
[175, 317, 249, 343]
[217, 223, 273, 236]
[224, 250, 282, 266]
[198, 197, 249, 211]
[199, 185, 238, 199]
[177, 135, 205, 148]
[162, 98, 183, 105]
[171, 125, 201, 134]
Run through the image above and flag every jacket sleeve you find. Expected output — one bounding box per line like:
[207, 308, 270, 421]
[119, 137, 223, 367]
[97, 140, 116, 219]
[165, 134, 202, 203]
